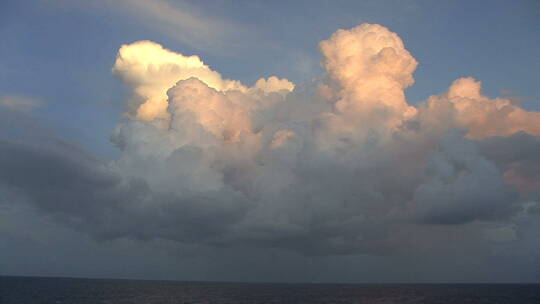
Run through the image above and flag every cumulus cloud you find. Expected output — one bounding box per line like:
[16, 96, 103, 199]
[413, 131, 520, 224]
[112, 40, 293, 121]
[479, 133, 540, 195]
[320, 23, 417, 119]
[2, 23, 540, 256]
[428, 77, 540, 139]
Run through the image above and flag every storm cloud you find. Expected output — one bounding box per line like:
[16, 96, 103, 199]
[1, 23, 539, 257]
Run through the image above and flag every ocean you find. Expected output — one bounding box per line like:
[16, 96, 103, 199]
[1, 276, 539, 304]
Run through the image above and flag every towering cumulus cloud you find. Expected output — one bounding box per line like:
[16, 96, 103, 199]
[2, 24, 540, 256]
[320, 24, 417, 120]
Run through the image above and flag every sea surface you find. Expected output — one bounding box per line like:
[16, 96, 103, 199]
[1, 276, 539, 304]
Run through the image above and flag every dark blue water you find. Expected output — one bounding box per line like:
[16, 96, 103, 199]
[1, 276, 539, 304]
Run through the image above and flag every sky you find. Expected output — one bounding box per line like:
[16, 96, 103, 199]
[1, 0, 540, 283]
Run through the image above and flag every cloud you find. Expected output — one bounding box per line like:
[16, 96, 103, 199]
[319, 23, 417, 119]
[428, 77, 540, 139]
[413, 131, 521, 225]
[112, 40, 294, 121]
[253, 77, 295, 95]
[0, 95, 40, 112]
[2, 23, 540, 256]
[111, 0, 251, 52]
[479, 132, 540, 195]
[0, 139, 250, 243]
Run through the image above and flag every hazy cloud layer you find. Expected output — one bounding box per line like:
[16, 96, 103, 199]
[0, 95, 40, 112]
[1, 24, 540, 257]
[112, 0, 252, 52]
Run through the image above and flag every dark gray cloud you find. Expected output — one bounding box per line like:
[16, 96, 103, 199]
[0, 139, 250, 245]
[0, 116, 529, 257]
[414, 132, 521, 225]
[479, 133, 540, 187]
[477, 132, 540, 211]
